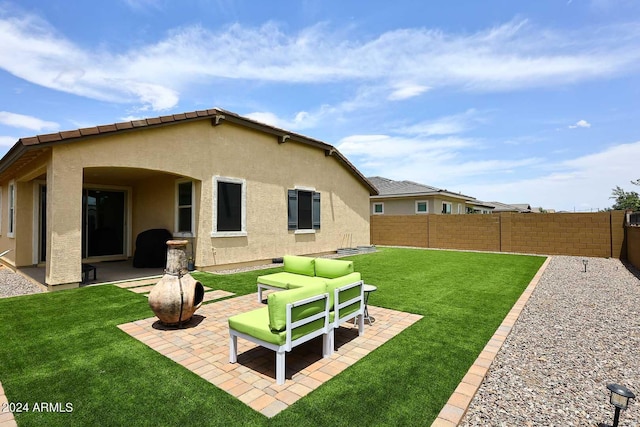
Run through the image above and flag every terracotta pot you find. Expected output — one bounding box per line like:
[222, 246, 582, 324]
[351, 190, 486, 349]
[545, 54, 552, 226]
[148, 240, 204, 326]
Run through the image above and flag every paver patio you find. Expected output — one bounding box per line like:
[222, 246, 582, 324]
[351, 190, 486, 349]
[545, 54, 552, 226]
[119, 292, 422, 417]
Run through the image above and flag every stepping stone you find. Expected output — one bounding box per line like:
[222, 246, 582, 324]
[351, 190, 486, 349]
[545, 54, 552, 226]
[129, 285, 156, 294]
[115, 279, 159, 288]
[202, 290, 235, 302]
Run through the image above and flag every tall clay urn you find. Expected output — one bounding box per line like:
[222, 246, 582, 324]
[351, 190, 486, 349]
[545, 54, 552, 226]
[148, 240, 205, 326]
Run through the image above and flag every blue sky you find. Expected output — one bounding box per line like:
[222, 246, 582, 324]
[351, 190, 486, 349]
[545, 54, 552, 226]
[1, 0, 639, 211]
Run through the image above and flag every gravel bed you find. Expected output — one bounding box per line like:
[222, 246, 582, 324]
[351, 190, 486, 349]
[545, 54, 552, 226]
[0, 268, 45, 298]
[460, 256, 640, 427]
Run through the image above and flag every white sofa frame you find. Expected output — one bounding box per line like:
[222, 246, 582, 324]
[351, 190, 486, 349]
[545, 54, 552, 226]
[229, 292, 332, 385]
[257, 282, 282, 303]
[328, 281, 365, 350]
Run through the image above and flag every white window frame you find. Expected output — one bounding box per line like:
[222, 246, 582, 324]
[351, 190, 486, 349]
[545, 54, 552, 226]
[373, 202, 384, 215]
[291, 185, 318, 234]
[415, 201, 428, 214]
[457, 204, 462, 214]
[7, 180, 15, 237]
[442, 202, 452, 215]
[212, 176, 247, 238]
[174, 179, 195, 238]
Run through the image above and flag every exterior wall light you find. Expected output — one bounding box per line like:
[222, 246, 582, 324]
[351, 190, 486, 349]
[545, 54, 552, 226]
[606, 383, 635, 427]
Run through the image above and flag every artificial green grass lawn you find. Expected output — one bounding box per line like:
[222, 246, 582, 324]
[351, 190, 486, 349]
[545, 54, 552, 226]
[0, 248, 545, 426]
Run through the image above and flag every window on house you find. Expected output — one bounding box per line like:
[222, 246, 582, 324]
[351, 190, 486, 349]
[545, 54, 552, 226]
[213, 177, 246, 237]
[416, 201, 428, 214]
[373, 203, 384, 214]
[175, 180, 194, 236]
[442, 202, 452, 214]
[8, 181, 15, 237]
[288, 188, 320, 231]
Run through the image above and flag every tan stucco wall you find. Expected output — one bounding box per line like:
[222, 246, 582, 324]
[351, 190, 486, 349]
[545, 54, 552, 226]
[11, 118, 370, 287]
[15, 181, 35, 266]
[371, 196, 466, 215]
[0, 184, 16, 266]
[132, 175, 179, 238]
[0, 151, 49, 268]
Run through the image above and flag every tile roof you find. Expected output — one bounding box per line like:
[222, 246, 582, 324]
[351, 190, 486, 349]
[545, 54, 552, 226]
[1, 108, 378, 195]
[368, 176, 474, 200]
[486, 201, 532, 212]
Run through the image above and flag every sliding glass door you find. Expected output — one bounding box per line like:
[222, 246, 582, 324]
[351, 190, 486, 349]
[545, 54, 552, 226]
[82, 189, 126, 258]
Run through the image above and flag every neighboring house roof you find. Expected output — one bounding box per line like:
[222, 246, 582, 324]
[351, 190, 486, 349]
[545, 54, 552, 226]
[368, 176, 474, 201]
[467, 201, 497, 210]
[486, 202, 532, 213]
[0, 107, 378, 195]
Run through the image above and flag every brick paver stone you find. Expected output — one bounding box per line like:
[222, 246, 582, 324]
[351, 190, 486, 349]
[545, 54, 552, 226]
[119, 292, 422, 417]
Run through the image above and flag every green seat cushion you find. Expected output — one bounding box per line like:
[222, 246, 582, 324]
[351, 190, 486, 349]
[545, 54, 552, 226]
[229, 307, 285, 345]
[229, 306, 328, 346]
[283, 255, 316, 277]
[268, 283, 327, 332]
[284, 275, 327, 289]
[257, 272, 303, 289]
[315, 258, 354, 279]
[325, 272, 361, 309]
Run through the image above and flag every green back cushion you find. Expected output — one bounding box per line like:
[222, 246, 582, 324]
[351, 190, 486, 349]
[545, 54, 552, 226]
[315, 258, 354, 279]
[325, 272, 361, 309]
[268, 283, 327, 332]
[283, 255, 316, 277]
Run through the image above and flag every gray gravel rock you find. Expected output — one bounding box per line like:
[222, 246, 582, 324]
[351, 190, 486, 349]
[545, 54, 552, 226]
[0, 268, 44, 298]
[460, 256, 640, 427]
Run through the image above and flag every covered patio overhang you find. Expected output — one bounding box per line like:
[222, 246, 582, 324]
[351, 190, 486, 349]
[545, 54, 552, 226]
[24, 165, 199, 290]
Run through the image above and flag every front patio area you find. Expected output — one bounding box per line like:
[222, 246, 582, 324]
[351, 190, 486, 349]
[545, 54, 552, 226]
[119, 292, 422, 417]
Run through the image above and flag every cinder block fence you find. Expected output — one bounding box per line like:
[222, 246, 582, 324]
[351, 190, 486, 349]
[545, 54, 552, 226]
[371, 211, 630, 260]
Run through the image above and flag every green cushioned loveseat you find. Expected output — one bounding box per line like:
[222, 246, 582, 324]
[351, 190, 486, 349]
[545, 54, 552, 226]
[256, 255, 361, 303]
[230, 271, 365, 384]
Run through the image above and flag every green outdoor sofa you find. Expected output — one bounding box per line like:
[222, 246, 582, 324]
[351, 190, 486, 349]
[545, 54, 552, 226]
[229, 256, 365, 384]
[256, 255, 362, 303]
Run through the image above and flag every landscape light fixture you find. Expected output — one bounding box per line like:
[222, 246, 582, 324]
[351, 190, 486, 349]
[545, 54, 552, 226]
[606, 383, 635, 427]
[583, 259, 588, 272]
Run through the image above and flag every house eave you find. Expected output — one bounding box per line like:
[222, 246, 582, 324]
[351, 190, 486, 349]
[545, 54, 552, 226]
[0, 107, 378, 195]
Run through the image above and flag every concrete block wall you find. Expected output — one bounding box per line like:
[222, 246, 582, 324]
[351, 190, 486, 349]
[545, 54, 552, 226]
[505, 212, 615, 258]
[370, 215, 428, 248]
[371, 211, 629, 259]
[627, 226, 640, 270]
[429, 214, 501, 251]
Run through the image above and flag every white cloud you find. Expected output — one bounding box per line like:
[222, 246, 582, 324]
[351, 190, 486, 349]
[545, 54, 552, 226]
[1, 12, 640, 111]
[569, 119, 591, 129]
[460, 141, 640, 211]
[0, 111, 59, 131]
[0, 136, 17, 146]
[397, 109, 481, 136]
[388, 83, 430, 101]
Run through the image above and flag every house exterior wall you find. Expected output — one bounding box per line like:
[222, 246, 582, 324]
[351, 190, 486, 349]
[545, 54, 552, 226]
[371, 196, 466, 216]
[371, 211, 628, 258]
[7, 118, 371, 287]
[0, 151, 49, 269]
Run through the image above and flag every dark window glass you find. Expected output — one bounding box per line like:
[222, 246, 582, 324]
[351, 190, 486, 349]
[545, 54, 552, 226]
[178, 207, 192, 233]
[217, 181, 242, 231]
[297, 190, 312, 229]
[178, 182, 192, 206]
